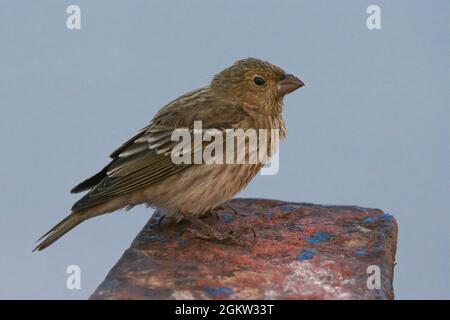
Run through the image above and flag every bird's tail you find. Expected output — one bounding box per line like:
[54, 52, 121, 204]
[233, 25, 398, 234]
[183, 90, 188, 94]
[33, 213, 86, 252]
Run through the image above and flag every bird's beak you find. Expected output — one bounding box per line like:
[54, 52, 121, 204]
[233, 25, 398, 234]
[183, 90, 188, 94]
[277, 74, 304, 96]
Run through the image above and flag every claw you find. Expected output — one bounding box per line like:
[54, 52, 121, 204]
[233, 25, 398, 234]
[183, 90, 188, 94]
[232, 225, 257, 243]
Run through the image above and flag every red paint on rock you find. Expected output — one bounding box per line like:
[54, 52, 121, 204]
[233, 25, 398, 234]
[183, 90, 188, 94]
[91, 198, 398, 300]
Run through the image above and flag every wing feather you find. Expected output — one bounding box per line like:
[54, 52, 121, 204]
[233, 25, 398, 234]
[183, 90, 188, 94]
[71, 87, 248, 212]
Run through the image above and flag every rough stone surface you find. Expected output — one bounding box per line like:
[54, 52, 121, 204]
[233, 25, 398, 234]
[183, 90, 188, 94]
[90, 198, 398, 300]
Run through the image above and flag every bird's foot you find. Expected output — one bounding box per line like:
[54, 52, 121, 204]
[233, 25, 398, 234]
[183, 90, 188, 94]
[225, 225, 257, 243]
[181, 212, 255, 245]
[184, 227, 254, 245]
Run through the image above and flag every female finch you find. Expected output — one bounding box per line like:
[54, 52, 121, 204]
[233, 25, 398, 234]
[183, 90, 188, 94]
[34, 58, 304, 251]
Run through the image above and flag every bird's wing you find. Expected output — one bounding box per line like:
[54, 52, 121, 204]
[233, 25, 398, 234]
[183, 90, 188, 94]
[71, 88, 248, 212]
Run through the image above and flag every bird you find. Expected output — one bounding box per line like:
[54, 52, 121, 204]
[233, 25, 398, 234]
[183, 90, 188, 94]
[34, 58, 304, 251]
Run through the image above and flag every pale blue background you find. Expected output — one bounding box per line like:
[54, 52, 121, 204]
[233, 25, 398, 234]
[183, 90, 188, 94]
[0, 1, 448, 299]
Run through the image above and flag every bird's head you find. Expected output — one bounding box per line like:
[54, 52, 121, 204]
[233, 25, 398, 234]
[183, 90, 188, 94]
[211, 58, 304, 112]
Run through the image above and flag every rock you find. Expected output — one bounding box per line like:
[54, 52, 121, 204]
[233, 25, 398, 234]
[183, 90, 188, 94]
[90, 198, 398, 300]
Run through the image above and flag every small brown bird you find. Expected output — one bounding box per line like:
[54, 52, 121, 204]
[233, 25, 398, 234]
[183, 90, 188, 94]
[34, 58, 304, 251]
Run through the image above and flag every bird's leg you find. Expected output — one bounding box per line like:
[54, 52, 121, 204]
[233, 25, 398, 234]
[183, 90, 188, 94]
[205, 204, 245, 220]
[217, 203, 246, 217]
[202, 203, 244, 220]
[208, 208, 221, 220]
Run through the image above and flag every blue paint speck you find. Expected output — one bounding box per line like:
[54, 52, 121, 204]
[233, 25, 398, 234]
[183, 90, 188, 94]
[222, 214, 234, 223]
[280, 204, 298, 213]
[303, 232, 332, 244]
[380, 213, 394, 221]
[363, 213, 394, 224]
[297, 249, 317, 261]
[355, 250, 366, 257]
[145, 235, 165, 243]
[362, 217, 375, 223]
[205, 286, 234, 297]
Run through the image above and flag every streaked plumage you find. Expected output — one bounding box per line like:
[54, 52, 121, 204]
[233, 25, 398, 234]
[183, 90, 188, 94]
[34, 58, 304, 251]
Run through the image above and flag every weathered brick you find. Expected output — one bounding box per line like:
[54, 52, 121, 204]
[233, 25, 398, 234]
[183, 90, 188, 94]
[91, 198, 398, 300]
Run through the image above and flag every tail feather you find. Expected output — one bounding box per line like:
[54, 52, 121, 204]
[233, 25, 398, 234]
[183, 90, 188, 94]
[33, 214, 86, 252]
[71, 167, 107, 194]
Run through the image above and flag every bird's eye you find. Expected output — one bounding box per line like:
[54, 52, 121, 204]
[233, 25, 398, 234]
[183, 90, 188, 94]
[253, 76, 265, 86]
